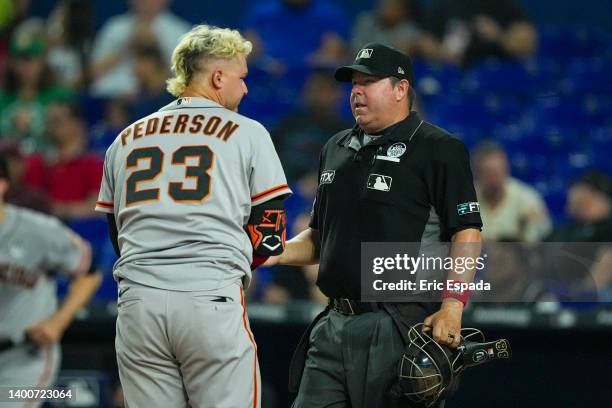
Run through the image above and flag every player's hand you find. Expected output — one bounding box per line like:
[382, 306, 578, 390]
[423, 300, 463, 348]
[25, 317, 67, 346]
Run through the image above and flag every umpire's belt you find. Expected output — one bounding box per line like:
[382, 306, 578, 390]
[329, 298, 382, 315]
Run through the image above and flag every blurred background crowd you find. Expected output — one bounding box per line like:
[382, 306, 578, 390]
[1, 0, 610, 305]
[0, 0, 610, 406]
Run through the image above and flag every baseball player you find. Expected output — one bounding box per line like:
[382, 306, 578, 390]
[95, 25, 291, 407]
[0, 153, 101, 407]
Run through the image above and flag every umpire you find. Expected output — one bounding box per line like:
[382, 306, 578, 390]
[267, 43, 483, 407]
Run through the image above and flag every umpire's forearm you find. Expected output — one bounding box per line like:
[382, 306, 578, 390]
[278, 228, 320, 266]
[447, 228, 482, 284]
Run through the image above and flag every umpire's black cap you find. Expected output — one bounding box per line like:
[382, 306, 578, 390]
[334, 42, 415, 85]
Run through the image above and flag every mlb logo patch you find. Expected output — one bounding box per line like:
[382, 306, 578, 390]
[367, 174, 392, 192]
[357, 48, 373, 59]
[320, 170, 335, 184]
[457, 202, 480, 215]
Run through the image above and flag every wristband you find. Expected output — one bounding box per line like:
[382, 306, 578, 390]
[442, 280, 471, 306]
[251, 254, 269, 270]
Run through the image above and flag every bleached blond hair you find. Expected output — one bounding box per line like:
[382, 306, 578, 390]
[166, 25, 253, 97]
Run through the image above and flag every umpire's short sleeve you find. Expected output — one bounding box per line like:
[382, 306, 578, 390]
[428, 137, 483, 238]
[308, 150, 324, 230]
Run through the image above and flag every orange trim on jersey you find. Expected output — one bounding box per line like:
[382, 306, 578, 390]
[96, 201, 114, 208]
[240, 287, 259, 408]
[25, 345, 55, 408]
[251, 184, 290, 202]
[70, 237, 92, 276]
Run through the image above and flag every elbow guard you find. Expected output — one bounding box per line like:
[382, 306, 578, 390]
[246, 199, 287, 257]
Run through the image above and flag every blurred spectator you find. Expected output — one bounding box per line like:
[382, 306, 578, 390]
[0, 20, 75, 153]
[89, 0, 190, 97]
[263, 212, 326, 304]
[351, 0, 421, 55]
[0, 0, 30, 75]
[478, 241, 553, 302]
[90, 98, 131, 157]
[546, 171, 612, 299]
[473, 141, 551, 242]
[272, 69, 350, 181]
[242, 0, 349, 69]
[548, 171, 612, 242]
[23, 100, 103, 220]
[419, 0, 537, 65]
[46, 0, 95, 89]
[0, 140, 49, 213]
[128, 43, 172, 120]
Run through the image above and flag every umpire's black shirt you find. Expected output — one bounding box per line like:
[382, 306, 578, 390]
[309, 111, 483, 299]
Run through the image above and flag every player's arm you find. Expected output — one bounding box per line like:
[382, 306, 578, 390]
[247, 196, 289, 269]
[27, 234, 102, 346]
[107, 213, 120, 256]
[28, 267, 103, 345]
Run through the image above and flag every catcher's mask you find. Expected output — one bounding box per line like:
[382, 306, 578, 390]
[389, 323, 511, 408]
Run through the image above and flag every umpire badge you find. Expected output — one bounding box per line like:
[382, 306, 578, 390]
[387, 143, 407, 158]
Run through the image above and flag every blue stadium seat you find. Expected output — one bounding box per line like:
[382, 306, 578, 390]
[413, 61, 462, 96]
[562, 58, 612, 95]
[461, 60, 536, 95]
[78, 94, 109, 127]
[538, 26, 612, 59]
[527, 96, 591, 129]
[424, 93, 500, 130]
[67, 218, 109, 252]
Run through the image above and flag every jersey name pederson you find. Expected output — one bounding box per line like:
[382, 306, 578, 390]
[120, 113, 240, 147]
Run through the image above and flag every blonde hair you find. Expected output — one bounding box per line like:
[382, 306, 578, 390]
[166, 25, 253, 97]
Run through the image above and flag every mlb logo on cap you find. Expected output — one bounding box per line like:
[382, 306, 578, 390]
[335, 42, 415, 84]
[357, 48, 373, 59]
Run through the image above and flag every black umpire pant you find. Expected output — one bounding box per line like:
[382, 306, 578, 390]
[292, 303, 445, 408]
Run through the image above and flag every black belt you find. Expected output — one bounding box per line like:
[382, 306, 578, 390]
[329, 298, 382, 315]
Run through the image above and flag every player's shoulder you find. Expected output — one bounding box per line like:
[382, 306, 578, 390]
[234, 112, 269, 134]
[6, 204, 64, 232]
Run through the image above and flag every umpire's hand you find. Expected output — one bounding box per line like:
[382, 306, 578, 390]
[423, 300, 463, 348]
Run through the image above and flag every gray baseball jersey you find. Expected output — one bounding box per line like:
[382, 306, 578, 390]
[0, 204, 90, 402]
[0, 204, 91, 342]
[95, 97, 291, 291]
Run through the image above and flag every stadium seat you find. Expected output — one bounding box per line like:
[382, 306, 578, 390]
[461, 60, 536, 95]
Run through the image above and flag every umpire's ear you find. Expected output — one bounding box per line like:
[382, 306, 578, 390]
[393, 79, 410, 103]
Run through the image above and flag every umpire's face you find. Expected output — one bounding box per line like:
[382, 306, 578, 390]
[350, 71, 408, 134]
